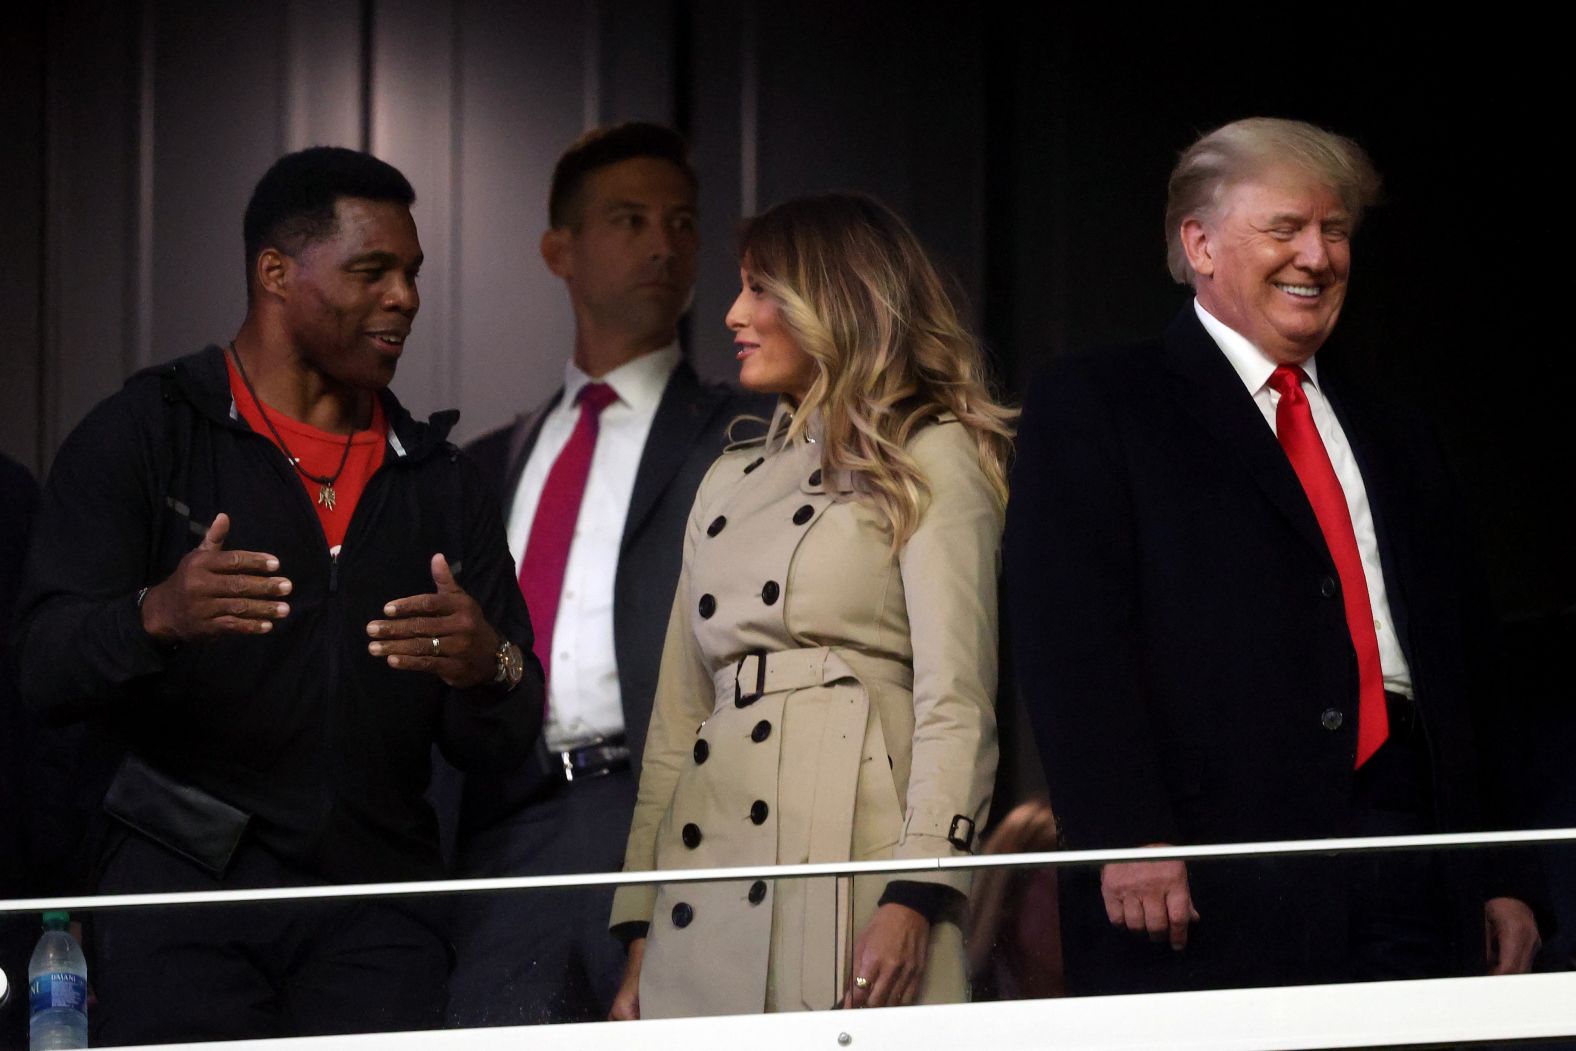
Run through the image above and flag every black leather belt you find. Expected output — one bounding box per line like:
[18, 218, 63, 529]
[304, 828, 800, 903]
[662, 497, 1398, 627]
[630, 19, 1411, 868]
[555, 735, 631, 783]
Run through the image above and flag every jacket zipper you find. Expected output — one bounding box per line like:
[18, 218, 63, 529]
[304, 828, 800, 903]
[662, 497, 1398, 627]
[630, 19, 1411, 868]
[317, 453, 400, 835]
[235, 422, 405, 838]
[241, 429, 343, 833]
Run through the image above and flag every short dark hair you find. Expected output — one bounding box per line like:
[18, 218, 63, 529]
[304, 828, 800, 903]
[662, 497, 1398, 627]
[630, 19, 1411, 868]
[548, 122, 695, 229]
[242, 146, 416, 290]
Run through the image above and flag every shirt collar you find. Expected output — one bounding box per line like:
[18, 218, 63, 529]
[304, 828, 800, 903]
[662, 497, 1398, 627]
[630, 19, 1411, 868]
[561, 343, 682, 415]
[1193, 298, 1320, 395]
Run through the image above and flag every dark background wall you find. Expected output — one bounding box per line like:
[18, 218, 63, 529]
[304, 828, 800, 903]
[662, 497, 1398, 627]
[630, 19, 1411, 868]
[989, 14, 1572, 624]
[1, 3, 1566, 621]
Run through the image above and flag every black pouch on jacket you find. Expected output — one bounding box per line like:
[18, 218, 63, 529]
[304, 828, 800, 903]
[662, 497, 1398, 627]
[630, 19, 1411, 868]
[101, 753, 250, 878]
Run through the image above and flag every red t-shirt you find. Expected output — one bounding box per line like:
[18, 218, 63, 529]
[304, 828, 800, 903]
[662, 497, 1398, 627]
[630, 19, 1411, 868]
[227, 361, 388, 551]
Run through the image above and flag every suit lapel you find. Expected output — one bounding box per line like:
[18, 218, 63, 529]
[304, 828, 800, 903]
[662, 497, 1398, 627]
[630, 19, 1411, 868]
[622, 362, 722, 551]
[1163, 307, 1333, 564]
[501, 390, 564, 501]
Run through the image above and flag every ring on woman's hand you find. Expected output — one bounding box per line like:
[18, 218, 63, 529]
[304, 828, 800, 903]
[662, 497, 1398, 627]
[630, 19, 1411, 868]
[431, 636, 441, 656]
[853, 976, 870, 989]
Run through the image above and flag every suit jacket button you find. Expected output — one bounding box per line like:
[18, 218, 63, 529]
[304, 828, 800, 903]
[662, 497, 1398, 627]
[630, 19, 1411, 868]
[808, 469, 823, 487]
[707, 515, 727, 537]
[748, 880, 768, 905]
[750, 800, 769, 825]
[693, 739, 709, 764]
[792, 504, 814, 526]
[1320, 576, 1338, 599]
[751, 720, 772, 743]
[761, 580, 781, 605]
[682, 822, 703, 849]
[672, 902, 694, 928]
[744, 457, 764, 474]
[1320, 708, 1344, 731]
[698, 594, 717, 618]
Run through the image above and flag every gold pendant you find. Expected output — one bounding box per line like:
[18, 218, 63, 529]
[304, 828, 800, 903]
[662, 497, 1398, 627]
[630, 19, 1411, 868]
[317, 484, 337, 510]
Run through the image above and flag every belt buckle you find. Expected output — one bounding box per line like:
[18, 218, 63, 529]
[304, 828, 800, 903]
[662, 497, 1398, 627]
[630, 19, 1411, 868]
[948, 814, 977, 852]
[560, 748, 580, 783]
[734, 650, 768, 708]
[559, 737, 626, 783]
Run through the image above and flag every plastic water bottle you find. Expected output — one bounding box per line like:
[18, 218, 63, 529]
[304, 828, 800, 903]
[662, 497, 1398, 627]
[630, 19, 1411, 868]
[28, 911, 87, 1050]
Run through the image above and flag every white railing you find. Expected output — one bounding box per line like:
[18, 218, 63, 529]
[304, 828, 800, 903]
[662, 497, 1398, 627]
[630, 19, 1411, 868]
[25, 974, 1576, 1051]
[2, 828, 1573, 1050]
[3, 827, 1572, 913]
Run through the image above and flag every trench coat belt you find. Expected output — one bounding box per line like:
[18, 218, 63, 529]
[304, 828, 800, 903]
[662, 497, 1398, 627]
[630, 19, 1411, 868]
[709, 646, 914, 710]
[708, 645, 914, 1007]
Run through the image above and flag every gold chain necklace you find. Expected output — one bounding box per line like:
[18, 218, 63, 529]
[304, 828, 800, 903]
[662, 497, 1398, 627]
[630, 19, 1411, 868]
[227, 343, 357, 510]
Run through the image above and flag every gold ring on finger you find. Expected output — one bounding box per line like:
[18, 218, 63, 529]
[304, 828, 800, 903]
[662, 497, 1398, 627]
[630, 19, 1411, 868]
[431, 636, 441, 656]
[854, 976, 869, 989]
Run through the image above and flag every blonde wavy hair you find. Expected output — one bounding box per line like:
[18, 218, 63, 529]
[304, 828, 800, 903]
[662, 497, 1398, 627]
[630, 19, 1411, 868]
[740, 193, 1015, 550]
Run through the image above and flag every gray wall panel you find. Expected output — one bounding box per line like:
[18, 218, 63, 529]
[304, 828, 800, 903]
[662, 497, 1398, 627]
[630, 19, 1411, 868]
[42, 1, 142, 468]
[24, 0, 981, 464]
[447, 2, 593, 444]
[283, 0, 365, 151]
[598, 0, 675, 127]
[148, 3, 285, 363]
[686, 0, 749, 384]
[896, 13, 985, 332]
[685, 1, 986, 378]
[754, 5, 910, 212]
[0, 11, 47, 471]
[371, 0, 459, 425]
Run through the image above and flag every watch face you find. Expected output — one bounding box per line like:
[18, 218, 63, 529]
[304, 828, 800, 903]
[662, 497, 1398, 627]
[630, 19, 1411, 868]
[498, 641, 524, 686]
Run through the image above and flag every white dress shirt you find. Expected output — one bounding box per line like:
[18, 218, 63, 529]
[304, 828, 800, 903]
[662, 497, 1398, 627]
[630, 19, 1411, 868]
[1194, 300, 1413, 697]
[507, 345, 682, 749]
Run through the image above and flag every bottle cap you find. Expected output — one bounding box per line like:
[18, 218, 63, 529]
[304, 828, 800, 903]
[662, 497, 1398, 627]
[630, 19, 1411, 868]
[41, 910, 70, 929]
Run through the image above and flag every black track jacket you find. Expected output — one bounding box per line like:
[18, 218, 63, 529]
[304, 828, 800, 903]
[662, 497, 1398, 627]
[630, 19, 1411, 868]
[16, 346, 542, 883]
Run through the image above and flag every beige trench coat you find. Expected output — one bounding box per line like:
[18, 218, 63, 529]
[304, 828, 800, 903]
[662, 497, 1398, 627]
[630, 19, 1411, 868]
[609, 408, 1001, 1018]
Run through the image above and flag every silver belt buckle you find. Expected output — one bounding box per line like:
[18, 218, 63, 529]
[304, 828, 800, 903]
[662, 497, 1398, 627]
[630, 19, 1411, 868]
[558, 737, 629, 782]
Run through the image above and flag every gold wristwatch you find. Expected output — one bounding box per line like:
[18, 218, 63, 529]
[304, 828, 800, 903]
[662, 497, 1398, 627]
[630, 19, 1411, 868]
[493, 639, 525, 690]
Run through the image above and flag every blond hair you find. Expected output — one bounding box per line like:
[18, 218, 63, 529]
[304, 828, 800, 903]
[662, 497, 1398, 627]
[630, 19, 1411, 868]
[740, 193, 1015, 549]
[1165, 117, 1383, 284]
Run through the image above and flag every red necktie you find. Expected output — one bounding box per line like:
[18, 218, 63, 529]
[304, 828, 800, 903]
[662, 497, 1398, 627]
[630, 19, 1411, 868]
[1268, 365, 1388, 768]
[518, 382, 619, 685]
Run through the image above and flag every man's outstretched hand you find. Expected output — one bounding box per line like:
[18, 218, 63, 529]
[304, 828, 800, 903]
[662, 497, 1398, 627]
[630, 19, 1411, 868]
[367, 554, 502, 688]
[140, 513, 292, 643]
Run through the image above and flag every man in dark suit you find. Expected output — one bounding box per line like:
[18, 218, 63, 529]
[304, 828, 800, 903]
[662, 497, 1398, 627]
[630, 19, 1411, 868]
[1006, 117, 1542, 993]
[444, 123, 770, 1026]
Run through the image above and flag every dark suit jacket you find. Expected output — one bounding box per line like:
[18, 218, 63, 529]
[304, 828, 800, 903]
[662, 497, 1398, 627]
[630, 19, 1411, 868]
[1005, 305, 1529, 989]
[455, 359, 772, 837]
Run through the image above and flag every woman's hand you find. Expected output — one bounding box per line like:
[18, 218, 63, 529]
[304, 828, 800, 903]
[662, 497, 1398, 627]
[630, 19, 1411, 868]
[608, 937, 646, 1020]
[842, 903, 930, 1008]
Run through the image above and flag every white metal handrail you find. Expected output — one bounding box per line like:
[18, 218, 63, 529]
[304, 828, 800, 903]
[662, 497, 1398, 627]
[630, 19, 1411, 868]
[2, 826, 1572, 915]
[54, 973, 1576, 1050]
